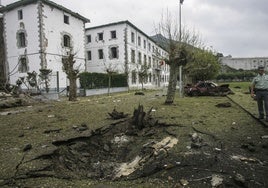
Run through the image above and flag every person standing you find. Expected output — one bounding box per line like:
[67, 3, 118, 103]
[251, 66, 268, 121]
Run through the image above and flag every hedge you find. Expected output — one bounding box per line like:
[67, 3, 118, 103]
[79, 72, 128, 89]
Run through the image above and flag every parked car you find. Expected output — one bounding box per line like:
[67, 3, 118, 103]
[184, 81, 233, 96]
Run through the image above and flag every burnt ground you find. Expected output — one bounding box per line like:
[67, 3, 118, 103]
[0, 90, 267, 187]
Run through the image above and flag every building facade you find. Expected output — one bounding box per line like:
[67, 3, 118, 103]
[0, 0, 89, 91]
[219, 56, 268, 70]
[0, 14, 6, 85]
[85, 21, 169, 89]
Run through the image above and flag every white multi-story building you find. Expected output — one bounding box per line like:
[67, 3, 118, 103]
[219, 56, 268, 70]
[85, 21, 169, 89]
[0, 0, 89, 91]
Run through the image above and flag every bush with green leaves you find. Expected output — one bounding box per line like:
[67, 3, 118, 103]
[79, 72, 127, 89]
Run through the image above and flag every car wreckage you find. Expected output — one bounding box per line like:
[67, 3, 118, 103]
[184, 81, 233, 96]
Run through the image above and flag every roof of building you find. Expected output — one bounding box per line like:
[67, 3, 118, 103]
[86, 20, 167, 52]
[0, 0, 90, 23]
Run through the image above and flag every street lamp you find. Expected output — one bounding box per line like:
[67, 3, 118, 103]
[179, 0, 184, 97]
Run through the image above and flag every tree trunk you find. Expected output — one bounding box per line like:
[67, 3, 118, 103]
[108, 74, 111, 96]
[165, 64, 179, 104]
[69, 77, 77, 101]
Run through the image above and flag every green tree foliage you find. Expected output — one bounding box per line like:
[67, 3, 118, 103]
[186, 49, 220, 82]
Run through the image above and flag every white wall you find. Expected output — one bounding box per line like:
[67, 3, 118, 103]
[85, 23, 126, 73]
[3, 2, 87, 90]
[42, 3, 86, 89]
[85, 21, 169, 89]
[4, 3, 40, 85]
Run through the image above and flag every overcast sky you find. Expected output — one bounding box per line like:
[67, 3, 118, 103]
[2, 0, 268, 58]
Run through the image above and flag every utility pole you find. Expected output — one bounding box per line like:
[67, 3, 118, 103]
[179, 0, 184, 97]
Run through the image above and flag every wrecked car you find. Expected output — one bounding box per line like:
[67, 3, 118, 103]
[184, 81, 233, 96]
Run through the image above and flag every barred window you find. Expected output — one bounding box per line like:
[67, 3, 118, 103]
[87, 51, 92, 60]
[63, 35, 71, 47]
[110, 30, 116, 39]
[110, 47, 118, 59]
[18, 56, 28, 73]
[18, 32, 26, 48]
[98, 49, 104, 59]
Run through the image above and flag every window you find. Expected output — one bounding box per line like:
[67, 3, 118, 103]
[144, 55, 147, 66]
[98, 33, 103, 41]
[110, 47, 118, 59]
[148, 43, 151, 51]
[87, 35, 91, 43]
[63, 34, 71, 47]
[87, 51, 92, 60]
[64, 15, 69, 24]
[131, 50, 135, 63]
[18, 56, 28, 73]
[143, 40, 146, 49]
[18, 32, 26, 48]
[132, 71, 137, 84]
[18, 10, 23, 20]
[138, 52, 141, 64]
[98, 49, 103, 59]
[131, 32, 135, 43]
[110, 30, 116, 39]
[138, 36, 141, 46]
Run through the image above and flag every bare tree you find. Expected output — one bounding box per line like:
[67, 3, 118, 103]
[137, 64, 150, 90]
[155, 10, 203, 104]
[103, 62, 118, 96]
[62, 50, 80, 101]
[39, 69, 52, 93]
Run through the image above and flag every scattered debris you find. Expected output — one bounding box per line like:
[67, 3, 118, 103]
[261, 135, 268, 139]
[180, 178, 189, 186]
[72, 123, 89, 132]
[241, 142, 256, 152]
[231, 155, 261, 164]
[22, 144, 32, 152]
[190, 133, 204, 149]
[215, 102, 232, 108]
[43, 128, 62, 134]
[134, 92, 145, 95]
[152, 137, 178, 155]
[234, 173, 246, 186]
[211, 174, 223, 187]
[115, 156, 142, 178]
[108, 108, 128, 119]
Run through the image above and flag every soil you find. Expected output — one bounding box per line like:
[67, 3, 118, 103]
[0, 90, 267, 188]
